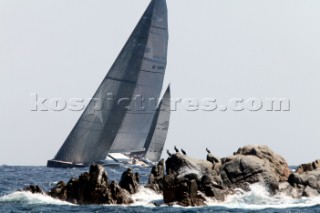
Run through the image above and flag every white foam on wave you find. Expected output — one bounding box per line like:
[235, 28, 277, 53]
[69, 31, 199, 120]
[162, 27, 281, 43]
[206, 183, 320, 210]
[0, 191, 74, 206]
[130, 186, 164, 207]
[1, 184, 320, 209]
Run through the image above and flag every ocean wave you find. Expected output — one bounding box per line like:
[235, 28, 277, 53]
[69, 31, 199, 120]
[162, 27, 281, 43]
[0, 191, 73, 206]
[206, 183, 320, 210]
[1, 184, 320, 210]
[130, 187, 164, 207]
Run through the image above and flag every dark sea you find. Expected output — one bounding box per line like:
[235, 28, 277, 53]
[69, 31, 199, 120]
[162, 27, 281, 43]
[1, 165, 320, 213]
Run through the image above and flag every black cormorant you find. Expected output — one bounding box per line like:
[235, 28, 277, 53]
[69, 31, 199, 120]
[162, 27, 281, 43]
[206, 147, 211, 154]
[181, 149, 187, 155]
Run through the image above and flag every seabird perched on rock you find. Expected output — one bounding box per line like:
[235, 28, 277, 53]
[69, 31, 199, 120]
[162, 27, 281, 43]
[181, 149, 187, 155]
[174, 146, 179, 153]
[167, 149, 172, 157]
[206, 148, 220, 164]
[206, 148, 211, 154]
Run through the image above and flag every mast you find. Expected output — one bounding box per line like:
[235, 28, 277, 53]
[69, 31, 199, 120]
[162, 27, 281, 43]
[49, 0, 168, 164]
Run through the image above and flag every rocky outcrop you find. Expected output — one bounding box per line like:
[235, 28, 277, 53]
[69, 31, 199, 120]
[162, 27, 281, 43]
[119, 168, 139, 194]
[221, 155, 279, 192]
[160, 154, 209, 206]
[24, 164, 137, 205]
[166, 153, 213, 178]
[146, 159, 165, 192]
[277, 182, 303, 198]
[21, 145, 320, 207]
[278, 161, 320, 198]
[23, 185, 46, 195]
[220, 145, 290, 193]
[295, 160, 320, 174]
[152, 153, 229, 206]
[199, 171, 228, 201]
[147, 145, 296, 206]
[162, 172, 206, 206]
[288, 167, 320, 197]
[234, 145, 291, 182]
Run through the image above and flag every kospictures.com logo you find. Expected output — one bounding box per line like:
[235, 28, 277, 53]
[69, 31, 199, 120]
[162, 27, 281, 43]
[30, 93, 291, 113]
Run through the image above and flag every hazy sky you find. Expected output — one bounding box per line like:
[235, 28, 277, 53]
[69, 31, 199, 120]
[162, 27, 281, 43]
[1, 0, 320, 166]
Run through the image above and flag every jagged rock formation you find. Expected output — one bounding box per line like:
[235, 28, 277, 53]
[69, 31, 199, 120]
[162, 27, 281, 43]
[220, 145, 291, 193]
[166, 153, 213, 178]
[221, 155, 280, 192]
[146, 159, 165, 192]
[156, 153, 229, 206]
[147, 145, 296, 206]
[288, 161, 320, 197]
[233, 145, 291, 182]
[22, 145, 320, 207]
[295, 160, 320, 174]
[119, 168, 140, 194]
[162, 172, 206, 206]
[23, 185, 45, 195]
[24, 164, 138, 205]
[157, 147, 320, 206]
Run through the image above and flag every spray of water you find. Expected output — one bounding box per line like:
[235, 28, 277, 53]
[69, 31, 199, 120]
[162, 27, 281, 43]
[131, 186, 163, 206]
[1, 184, 320, 209]
[206, 183, 320, 210]
[0, 191, 73, 206]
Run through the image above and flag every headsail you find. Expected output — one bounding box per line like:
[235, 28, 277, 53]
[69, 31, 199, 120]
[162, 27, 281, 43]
[48, 0, 169, 165]
[144, 85, 171, 162]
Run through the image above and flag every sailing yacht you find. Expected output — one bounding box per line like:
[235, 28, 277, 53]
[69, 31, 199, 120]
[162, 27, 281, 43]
[47, 0, 170, 168]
